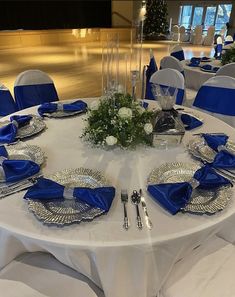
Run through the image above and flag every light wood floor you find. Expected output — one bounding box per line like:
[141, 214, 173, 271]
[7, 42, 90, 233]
[0, 41, 213, 100]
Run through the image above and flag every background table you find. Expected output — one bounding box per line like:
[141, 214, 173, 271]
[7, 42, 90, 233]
[0, 99, 235, 297]
[182, 59, 221, 91]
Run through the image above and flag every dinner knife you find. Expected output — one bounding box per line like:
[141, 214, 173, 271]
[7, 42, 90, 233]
[139, 189, 153, 230]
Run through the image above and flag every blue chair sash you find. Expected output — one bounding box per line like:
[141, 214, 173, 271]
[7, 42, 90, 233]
[193, 85, 235, 116]
[24, 178, 115, 212]
[224, 41, 233, 46]
[147, 165, 231, 215]
[0, 89, 17, 116]
[171, 50, 185, 61]
[15, 83, 59, 110]
[145, 56, 158, 100]
[151, 83, 185, 105]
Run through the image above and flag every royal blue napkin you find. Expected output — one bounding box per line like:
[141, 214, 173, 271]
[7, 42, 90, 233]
[189, 57, 201, 67]
[24, 178, 115, 212]
[201, 57, 211, 61]
[201, 65, 219, 73]
[147, 165, 231, 215]
[0, 115, 32, 144]
[38, 100, 87, 117]
[202, 134, 228, 151]
[0, 159, 40, 183]
[211, 150, 235, 169]
[0, 145, 8, 158]
[181, 114, 203, 130]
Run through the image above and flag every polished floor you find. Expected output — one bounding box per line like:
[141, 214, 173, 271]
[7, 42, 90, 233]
[0, 41, 213, 100]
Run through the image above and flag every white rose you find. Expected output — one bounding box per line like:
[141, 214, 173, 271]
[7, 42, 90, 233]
[144, 123, 153, 135]
[105, 136, 117, 146]
[90, 100, 99, 111]
[118, 107, 132, 119]
[137, 105, 145, 115]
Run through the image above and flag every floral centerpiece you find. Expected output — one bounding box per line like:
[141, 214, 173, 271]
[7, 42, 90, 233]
[221, 45, 235, 65]
[82, 93, 155, 149]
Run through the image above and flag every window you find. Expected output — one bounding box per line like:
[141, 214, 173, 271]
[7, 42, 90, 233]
[178, 3, 233, 32]
[204, 6, 217, 30]
[179, 5, 192, 29]
[215, 4, 233, 31]
[192, 7, 204, 28]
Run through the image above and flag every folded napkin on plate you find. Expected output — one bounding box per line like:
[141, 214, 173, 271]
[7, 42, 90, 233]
[0, 115, 32, 144]
[188, 57, 201, 67]
[24, 178, 115, 212]
[147, 165, 231, 215]
[38, 100, 87, 117]
[202, 134, 229, 152]
[201, 56, 211, 61]
[181, 114, 203, 130]
[0, 159, 40, 183]
[201, 65, 219, 72]
[139, 101, 149, 109]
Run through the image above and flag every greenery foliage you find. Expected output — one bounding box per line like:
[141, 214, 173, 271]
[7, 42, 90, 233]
[82, 94, 155, 149]
[221, 46, 235, 65]
[144, 0, 168, 36]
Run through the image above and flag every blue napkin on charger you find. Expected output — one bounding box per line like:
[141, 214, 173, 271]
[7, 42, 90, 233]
[0, 115, 32, 144]
[38, 100, 87, 117]
[202, 134, 228, 151]
[0, 144, 40, 183]
[188, 57, 201, 67]
[181, 114, 203, 130]
[201, 57, 211, 61]
[200, 64, 220, 72]
[24, 178, 115, 212]
[147, 165, 231, 215]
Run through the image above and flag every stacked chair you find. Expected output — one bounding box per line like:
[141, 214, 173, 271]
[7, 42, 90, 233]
[0, 252, 104, 297]
[179, 26, 189, 42]
[192, 25, 203, 45]
[172, 25, 180, 42]
[203, 26, 215, 46]
[14, 70, 59, 110]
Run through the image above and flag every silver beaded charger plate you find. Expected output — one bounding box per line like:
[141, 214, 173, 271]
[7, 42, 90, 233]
[43, 110, 85, 118]
[188, 136, 235, 163]
[148, 162, 232, 214]
[6, 142, 45, 165]
[27, 168, 110, 226]
[0, 115, 46, 139]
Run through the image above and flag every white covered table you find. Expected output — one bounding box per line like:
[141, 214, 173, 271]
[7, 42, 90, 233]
[0, 99, 235, 297]
[182, 59, 221, 91]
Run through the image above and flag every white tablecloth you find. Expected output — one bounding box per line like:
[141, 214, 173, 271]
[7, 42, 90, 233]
[182, 60, 221, 91]
[0, 99, 235, 297]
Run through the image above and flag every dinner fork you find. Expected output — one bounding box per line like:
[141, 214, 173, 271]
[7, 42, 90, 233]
[121, 189, 129, 230]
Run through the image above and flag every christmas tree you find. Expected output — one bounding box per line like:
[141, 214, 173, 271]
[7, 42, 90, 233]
[144, 0, 168, 37]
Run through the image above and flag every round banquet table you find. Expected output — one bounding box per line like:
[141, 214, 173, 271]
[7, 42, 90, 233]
[0, 99, 235, 297]
[182, 59, 221, 91]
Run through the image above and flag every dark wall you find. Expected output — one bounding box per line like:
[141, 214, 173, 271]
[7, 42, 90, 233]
[0, 1, 111, 30]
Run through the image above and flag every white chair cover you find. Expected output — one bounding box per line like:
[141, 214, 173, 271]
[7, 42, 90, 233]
[0, 252, 104, 297]
[225, 35, 234, 45]
[179, 26, 188, 42]
[216, 63, 235, 79]
[170, 45, 185, 61]
[14, 70, 59, 110]
[160, 236, 235, 297]
[193, 76, 235, 127]
[217, 36, 223, 44]
[150, 68, 185, 105]
[160, 56, 184, 74]
[172, 25, 179, 41]
[192, 26, 203, 45]
[203, 26, 215, 46]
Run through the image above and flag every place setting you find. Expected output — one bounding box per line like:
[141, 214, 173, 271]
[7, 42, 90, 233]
[37, 100, 87, 118]
[0, 114, 46, 144]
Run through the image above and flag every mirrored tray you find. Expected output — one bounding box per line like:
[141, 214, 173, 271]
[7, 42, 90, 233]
[188, 136, 235, 163]
[43, 110, 85, 118]
[6, 142, 45, 165]
[27, 168, 111, 226]
[0, 115, 46, 139]
[148, 162, 232, 214]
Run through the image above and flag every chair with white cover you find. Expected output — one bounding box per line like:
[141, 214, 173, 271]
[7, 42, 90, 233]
[160, 236, 235, 297]
[214, 36, 223, 59]
[179, 26, 188, 42]
[0, 252, 104, 297]
[224, 35, 234, 45]
[203, 26, 215, 46]
[192, 25, 203, 45]
[150, 68, 185, 105]
[160, 56, 184, 75]
[170, 45, 185, 61]
[193, 76, 235, 127]
[0, 83, 17, 116]
[14, 70, 59, 110]
[172, 25, 179, 41]
[216, 63, 235, 79]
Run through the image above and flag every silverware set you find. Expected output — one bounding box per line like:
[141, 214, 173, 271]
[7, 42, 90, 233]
[121, 189, 152, 231]
[0, 173, 42, 198]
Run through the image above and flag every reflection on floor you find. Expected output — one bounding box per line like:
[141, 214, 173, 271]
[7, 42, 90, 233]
[0, 41, 213, 100]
